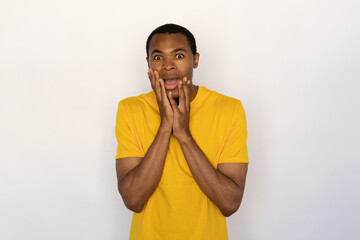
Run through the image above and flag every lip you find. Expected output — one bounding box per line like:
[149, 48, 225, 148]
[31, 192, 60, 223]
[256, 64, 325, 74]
[161, 74, 181, 90]
[161, 74, 181, 80]
[163, 79, 179, 90]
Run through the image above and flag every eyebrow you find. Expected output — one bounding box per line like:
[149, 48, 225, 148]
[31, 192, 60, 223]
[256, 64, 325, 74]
[151, 49, 163, 56]
[151, 48, 187, 56]
[171, 48, 187, 53]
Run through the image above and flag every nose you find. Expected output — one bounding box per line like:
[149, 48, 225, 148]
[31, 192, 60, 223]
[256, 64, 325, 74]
[162, 57, 176, 71]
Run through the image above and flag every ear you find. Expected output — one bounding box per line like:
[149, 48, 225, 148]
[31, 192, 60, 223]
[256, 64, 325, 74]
[193, 53, 200, 68]
[146, 57, 150, 68]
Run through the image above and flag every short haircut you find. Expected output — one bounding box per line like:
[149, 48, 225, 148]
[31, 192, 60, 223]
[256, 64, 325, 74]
[146, 23, 197, 57]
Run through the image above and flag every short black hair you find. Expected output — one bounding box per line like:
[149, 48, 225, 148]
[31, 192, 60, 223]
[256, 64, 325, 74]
[146, 23, 197, 57]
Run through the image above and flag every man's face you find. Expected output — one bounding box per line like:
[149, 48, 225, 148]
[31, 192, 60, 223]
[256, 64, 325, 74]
[147, 33, 199, 99]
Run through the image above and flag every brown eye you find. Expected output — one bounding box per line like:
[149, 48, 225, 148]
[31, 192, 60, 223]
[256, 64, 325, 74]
[175, 54, 184, 59]
[154, 55, 162, 61]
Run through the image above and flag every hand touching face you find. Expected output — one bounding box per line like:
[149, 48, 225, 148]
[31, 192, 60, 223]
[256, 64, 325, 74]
[148, 68, 192, 140]
[147, 33, 199, 99]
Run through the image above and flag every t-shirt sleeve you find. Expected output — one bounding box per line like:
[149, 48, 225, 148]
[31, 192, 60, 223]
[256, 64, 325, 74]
[115, 101, 144, 159]
[218, 101, 249, 164]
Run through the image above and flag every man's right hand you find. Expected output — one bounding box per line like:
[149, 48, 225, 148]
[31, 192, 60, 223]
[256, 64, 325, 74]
[148, 69, 173, 131]
[117, 69, 174, 212]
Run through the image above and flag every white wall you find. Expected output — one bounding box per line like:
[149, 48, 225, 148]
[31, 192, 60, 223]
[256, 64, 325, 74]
[1, 0, 359, 239]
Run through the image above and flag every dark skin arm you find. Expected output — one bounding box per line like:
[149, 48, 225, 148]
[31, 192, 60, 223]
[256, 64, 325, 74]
[168, 79, 248, 217]
[115, 70, 173, 213]
[116, 71, 248, 216]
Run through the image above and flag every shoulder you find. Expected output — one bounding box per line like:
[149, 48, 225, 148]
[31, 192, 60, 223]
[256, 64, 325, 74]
[200, 86, 244, 113]
[118, 91, 156, 113]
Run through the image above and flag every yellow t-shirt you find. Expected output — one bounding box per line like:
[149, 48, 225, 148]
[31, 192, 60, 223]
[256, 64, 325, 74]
[115, 86, 248, 240]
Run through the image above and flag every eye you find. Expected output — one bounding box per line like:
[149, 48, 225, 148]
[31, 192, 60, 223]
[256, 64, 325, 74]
[154, 55, 162, 61]
[175, 54, 184, 59]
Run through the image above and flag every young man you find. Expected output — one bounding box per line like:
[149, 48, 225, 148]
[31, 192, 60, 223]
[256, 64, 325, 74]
[115, 24, 249, 240]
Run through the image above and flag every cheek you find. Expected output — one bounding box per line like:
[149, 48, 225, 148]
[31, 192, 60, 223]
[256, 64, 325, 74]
[177, 64, 192, 77]
[150, 62, 162, 70]
[185, 69, 194, 80]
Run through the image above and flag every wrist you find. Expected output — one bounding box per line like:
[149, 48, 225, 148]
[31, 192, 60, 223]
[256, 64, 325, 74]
[158, 123, 172, 135]
[176, 131, 193, 145]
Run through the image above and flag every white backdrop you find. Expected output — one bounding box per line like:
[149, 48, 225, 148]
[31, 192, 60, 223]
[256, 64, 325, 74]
[1, 0, 359, 239]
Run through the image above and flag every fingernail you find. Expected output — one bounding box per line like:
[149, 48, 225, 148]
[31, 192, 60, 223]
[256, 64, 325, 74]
[169, 91, 172, 95]
[187, 80, 190, 84]
[179, 81, 182, 85]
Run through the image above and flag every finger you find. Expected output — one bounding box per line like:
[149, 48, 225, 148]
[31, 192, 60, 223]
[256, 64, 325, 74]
[154, 69, 159, 81]
[169, 91, 180, 114]
[148, 69, 162, 96]
[153, 70, 162, 100]
[183, 77, 190, 111]
[178, 78, 185, 111]
[148, 69, 155, 89]
[159, 78, 168, 104]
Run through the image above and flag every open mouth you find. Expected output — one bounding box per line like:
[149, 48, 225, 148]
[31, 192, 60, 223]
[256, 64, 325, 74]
[163, 79, 180, 90]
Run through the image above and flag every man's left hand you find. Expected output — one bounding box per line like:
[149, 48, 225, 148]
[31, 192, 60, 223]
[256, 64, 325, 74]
[169, 77, 191, 141]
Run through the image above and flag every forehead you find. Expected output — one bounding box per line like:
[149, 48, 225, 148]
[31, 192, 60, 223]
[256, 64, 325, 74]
[148, 33, 191, 53]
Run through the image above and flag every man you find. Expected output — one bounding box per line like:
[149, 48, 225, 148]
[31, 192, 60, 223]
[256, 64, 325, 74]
[115, 24, 248, 240]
